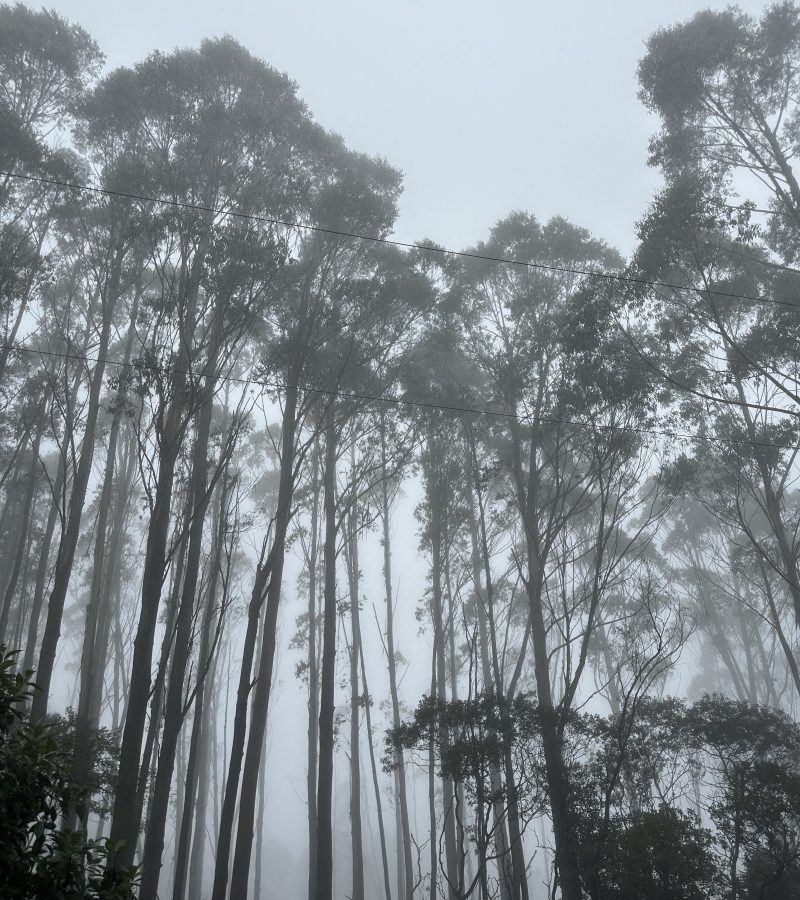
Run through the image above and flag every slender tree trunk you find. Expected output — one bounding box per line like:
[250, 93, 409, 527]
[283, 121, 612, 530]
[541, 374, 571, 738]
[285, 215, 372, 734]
[380, 421, 414, 900]
[22, 459, 62, 675]
[10, 546, 35, 654]
[466, 484, 513, 900]
[315, 400, 338, 900]
[0, 419, 44, 638]
[428, 652, 437, 900]
[173, 475, 229, 900]
[88, 428, 137, 726]
[188, 653, 220, 900]
[511, 420, 582, 900]
[33, 243, 126, 720]
[214, 383, 300, 900]
[109, 244, 205, 868]
[345, 490, 365, 900]
[140, 346, 223, 900]
[132, 497, 191, 851]
[307, 440, 322, 900]
[466, 434, 529, 900]
[429, 472, 459, 899]
[756, 556, 800, 697]
[359, 624, 392, 900]
[444, 544, 468, 895]
[253, 725, 269, 900]
[22, 357, 82, 679]
[394, 771, 406, 900]
[72, 290, 141, 828]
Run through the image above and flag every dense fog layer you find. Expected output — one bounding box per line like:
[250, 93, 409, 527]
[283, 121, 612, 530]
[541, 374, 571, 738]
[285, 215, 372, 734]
[1, 3, 799, 899]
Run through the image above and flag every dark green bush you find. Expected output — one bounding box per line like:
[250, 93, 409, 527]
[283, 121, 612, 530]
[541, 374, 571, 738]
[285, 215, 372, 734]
[0, 645, 137, 899]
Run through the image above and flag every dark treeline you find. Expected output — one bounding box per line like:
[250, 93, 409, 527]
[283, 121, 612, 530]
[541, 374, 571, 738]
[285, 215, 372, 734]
[0, 2, 799, 898]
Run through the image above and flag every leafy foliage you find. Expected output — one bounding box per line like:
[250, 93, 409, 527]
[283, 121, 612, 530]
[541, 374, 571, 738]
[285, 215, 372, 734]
[392, 691, 800, 898]
[0, 645, 138, 899]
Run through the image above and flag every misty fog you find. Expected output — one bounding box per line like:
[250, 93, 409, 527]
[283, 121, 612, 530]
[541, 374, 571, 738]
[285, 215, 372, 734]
[1, 2, 799, 899]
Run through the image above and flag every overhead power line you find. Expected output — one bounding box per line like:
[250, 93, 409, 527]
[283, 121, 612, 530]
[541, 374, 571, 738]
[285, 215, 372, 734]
[2, 169, 798, 310]
[2, 341, 798, 452]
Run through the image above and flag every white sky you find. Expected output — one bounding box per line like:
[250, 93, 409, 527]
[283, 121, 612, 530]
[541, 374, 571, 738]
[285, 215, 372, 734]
[47, 0, 771, 258]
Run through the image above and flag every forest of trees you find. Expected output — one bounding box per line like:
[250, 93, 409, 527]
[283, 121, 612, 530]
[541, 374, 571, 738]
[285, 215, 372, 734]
[1, 2, 800, 898]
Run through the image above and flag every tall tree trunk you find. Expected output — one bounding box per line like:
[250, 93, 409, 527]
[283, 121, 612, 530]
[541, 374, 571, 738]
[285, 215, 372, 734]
[307, 440, 322, 900]
[315, 400, 338, 900]
[429, 472, 459, 899]
[359, 629, 392, 900]
[132, 496, 191, 851]
[173, 475, 230, 900]
[22, 459, 62, 675]
[345, 489, 365, 900]
[0, 418, 44, 639]
[214, 382, 299, 900]
[140, 345, 223, 900]
[33, 241, 126, 720]
[88, 427, 137, 726]
[380, 421, 414, 900]
[72, 288, 141, 828]
[22, 355, 83, 678]
[10, 546, 36, 654]
[187, 652, 221, 900]
[510, 416, 582, 900]
[427, 653, 437, 900]
[253, 722, 269, 900]
[465, 432, 529, 900]
[756, 556, 800, 698]
[108, 243, 205, 868]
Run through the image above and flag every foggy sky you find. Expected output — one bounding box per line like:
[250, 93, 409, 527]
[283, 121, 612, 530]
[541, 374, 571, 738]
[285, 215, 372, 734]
[47, 0, 771, 259]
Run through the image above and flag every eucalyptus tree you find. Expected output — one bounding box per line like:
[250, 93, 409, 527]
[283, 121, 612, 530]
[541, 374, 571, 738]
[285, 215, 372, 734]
[639, 1, 800, 232]
[212, 144, 416, 900]
[0, 2, 101, 185]
[310, 243, 431, 900]
[31, 187, 148, 722]
[662, 451, 800, 703]
[453, 213, 666, 900]
[631, 173, 800, 618]
[634, 4, 800, 651]
[137, 218, 288, 900]
[93, 36, 324, 871]
[0, 2, 102, 384]
[289, 437, 324, 900]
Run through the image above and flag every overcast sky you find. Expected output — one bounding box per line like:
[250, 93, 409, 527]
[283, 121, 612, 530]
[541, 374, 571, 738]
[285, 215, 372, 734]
[46, 0, 773, 259]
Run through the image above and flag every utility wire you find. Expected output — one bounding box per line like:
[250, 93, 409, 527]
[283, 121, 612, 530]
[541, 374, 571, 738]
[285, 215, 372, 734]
[2, 169, 798, 310]
[3, 170, 799, 443]
[3, 341, 798, 452]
